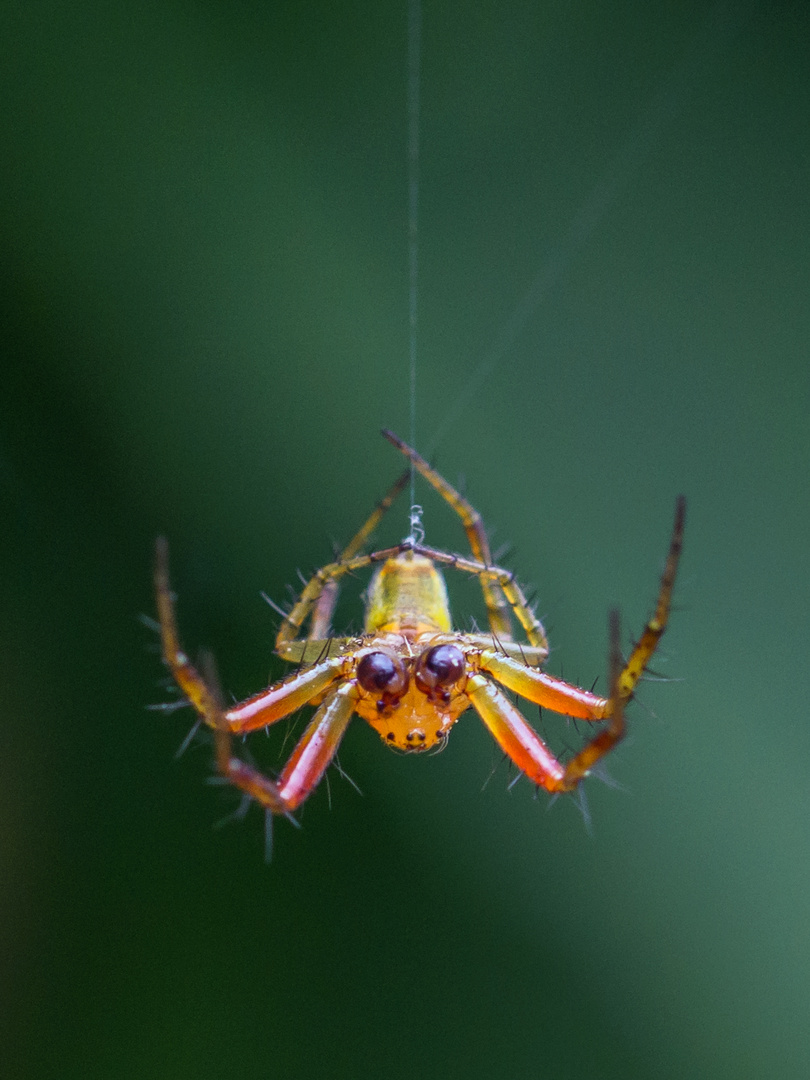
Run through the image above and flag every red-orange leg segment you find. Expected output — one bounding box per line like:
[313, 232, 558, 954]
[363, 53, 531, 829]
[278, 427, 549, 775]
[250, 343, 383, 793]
[469, 610, 625, 793]
[155, 538, 344, 736]
[470, 494, 685, 794]
[466, 673, 566, 791]
[224, 684, 358, 814]
[479, 494, 685, 722]
[479, 650, 609, 720]
[155, 538, 357, 815]
[223, 658, 345, 734]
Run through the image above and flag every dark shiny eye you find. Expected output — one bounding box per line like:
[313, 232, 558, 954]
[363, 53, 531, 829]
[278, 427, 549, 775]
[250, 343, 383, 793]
[357, 651, 407, 697]
[415, 644, 465, 695]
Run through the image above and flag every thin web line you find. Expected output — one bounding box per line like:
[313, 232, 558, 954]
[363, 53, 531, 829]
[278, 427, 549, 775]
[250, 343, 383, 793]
[407, 0, 421, 512]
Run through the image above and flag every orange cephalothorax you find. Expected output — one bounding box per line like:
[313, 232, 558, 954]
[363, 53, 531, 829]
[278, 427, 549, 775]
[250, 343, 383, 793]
[352, 637, 470, 751]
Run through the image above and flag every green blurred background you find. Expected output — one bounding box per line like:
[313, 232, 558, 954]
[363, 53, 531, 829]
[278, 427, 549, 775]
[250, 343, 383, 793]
[2, 1, 809, 1077]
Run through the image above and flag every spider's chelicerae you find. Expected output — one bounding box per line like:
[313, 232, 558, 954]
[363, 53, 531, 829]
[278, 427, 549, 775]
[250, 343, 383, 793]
[155, 430, 684, 826]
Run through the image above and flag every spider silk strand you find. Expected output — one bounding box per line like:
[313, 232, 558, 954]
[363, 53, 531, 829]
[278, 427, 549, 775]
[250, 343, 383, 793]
[407, 0, 421, 518]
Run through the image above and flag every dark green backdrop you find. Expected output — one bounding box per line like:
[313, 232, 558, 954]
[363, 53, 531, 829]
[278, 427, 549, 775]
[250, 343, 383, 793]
[3, 2, 809, 1078]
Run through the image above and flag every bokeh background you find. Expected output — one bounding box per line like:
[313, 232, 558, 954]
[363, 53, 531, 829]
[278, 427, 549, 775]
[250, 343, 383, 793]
[3, 1, 809, 1077]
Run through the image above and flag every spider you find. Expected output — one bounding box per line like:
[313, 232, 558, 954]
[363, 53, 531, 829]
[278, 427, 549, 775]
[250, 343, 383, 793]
[155, 430, 684, 824]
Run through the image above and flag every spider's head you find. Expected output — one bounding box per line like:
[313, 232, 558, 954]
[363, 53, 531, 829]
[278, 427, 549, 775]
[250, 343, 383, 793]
[354, 641, 469, 752]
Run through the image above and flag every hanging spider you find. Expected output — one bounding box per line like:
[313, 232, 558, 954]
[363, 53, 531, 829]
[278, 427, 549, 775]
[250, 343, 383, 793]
[155, 430, 684, 824]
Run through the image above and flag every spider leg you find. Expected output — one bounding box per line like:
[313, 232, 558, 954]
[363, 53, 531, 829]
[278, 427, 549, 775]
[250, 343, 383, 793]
[472, 497, 684, 789]
[404, 542, 549, 652]
[466, 673, 566, 792]
[224, 683, 358, 814]
[558, 610, 624, 788]
[156, 539, 357, 814]
[156, 538, 344, 735]
[468, 611, 625, 793]
[155, 537, 231, 725]
[276, 540, 420, 656]
[308, 468, 410, 641]
[615, 495, 685, 702]
[223, 659, 346, 733]
[277, 538, 549, 657]
[272, 466, 431, 663]
[476, 495, 685, 719]
[275, 560, 358, 653]
[382, 429, 515, 642]
[478, 649, 609, 719]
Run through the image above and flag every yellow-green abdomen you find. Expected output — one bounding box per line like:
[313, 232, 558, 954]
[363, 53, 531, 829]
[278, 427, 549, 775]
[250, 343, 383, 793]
[365, 553, 452, 635]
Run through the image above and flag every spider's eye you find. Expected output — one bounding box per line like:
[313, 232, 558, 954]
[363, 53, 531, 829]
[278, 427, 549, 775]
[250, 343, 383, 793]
[357, 651, 408, 698]
[415, 644, 465, 695]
